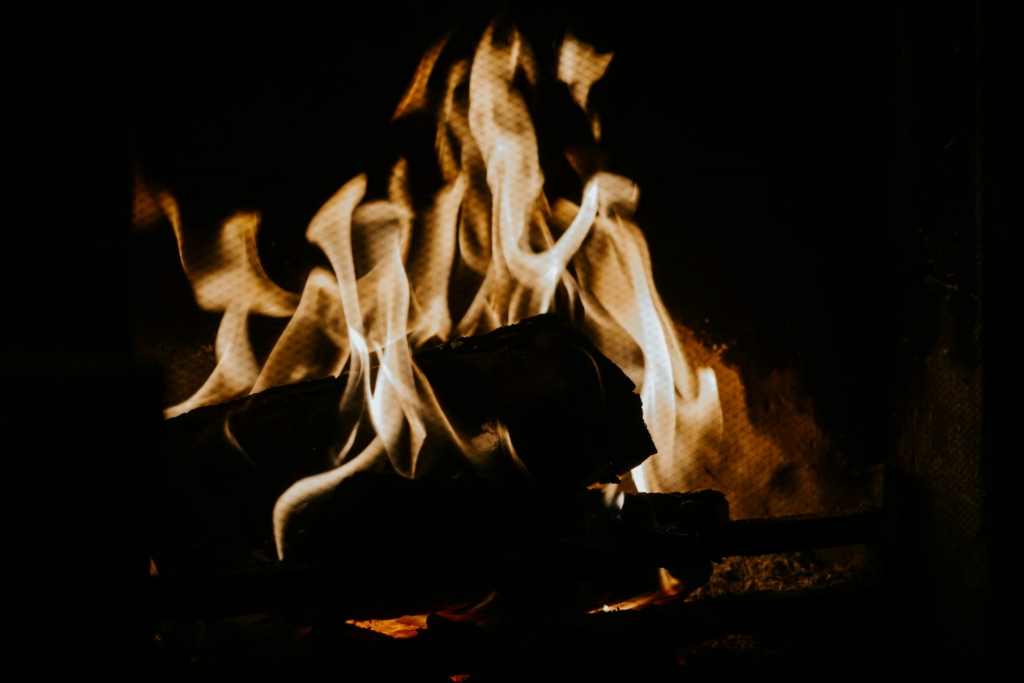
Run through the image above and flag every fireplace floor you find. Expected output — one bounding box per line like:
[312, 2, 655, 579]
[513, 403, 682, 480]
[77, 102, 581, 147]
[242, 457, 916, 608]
[149, 546, 882, 681]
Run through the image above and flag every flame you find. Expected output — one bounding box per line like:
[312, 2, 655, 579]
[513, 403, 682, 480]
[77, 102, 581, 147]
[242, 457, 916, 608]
[497, 419, 531, 477]
[593, 568, 685, 613]
[557, 32, 613, 141]
[152, 19, 724, 563]
[162, 208, 300, 418]
[393, 30, 452, 121]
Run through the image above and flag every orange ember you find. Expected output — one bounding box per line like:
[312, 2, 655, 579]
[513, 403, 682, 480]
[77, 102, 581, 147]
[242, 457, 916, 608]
[346, 615, 429, 639]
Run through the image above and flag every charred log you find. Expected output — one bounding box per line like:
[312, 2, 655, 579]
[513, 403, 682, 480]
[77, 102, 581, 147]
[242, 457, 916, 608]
[155, 315, 656, 576]
[149, 499, 880, 622]
[153, 476, 727, 620]
[412, 314, 656, 484]
[278, 472, 728, 615]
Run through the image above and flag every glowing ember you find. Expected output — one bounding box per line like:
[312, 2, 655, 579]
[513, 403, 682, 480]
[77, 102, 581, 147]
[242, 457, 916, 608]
[145, 19, 724, 565]
[346, 614, 429, 639]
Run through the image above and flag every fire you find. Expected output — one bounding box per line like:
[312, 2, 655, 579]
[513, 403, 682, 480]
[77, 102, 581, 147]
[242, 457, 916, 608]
[346, 615, 428, 639]
[557, 30, 613, 141]
[592, 568, 685, 613]
[146, 21, 723, 566]
[157, 196, 300, 418]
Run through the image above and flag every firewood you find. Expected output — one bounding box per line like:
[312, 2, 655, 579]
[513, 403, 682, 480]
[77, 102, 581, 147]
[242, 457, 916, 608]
[149, 501, 882, 623]
[151, 480, 730, 620]
[282, 471, 728, 566]
[413, 314, 656, 484]
[154, 315, 656, 576]
[278, 472, 728, 617]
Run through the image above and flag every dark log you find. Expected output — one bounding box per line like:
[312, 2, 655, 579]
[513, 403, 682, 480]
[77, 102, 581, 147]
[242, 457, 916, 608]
[278, 472, 728, 616]
[413, 314, 656, 484]
[149, 503, 880, 622]
[152, 479, 727, 620]
[154, 315, 656, 576]
[631, 505, 884, 567]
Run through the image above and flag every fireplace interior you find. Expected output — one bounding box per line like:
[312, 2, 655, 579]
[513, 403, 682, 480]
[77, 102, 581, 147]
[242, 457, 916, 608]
[4, 0, 1013, 679]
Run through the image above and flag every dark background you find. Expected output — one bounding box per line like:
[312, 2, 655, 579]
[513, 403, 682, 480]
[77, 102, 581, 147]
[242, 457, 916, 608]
[131, 0, 884, 469]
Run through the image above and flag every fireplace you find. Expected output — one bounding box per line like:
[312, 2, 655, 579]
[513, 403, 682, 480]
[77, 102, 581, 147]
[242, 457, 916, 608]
[5, 0, 1011, 678]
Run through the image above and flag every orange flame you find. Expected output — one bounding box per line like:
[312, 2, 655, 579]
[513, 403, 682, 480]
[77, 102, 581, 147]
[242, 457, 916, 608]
[393, 30, 452, 121]
[594, 568, 685, 613]
[151, 20, 724, 561]
[557, 32, 613, 141]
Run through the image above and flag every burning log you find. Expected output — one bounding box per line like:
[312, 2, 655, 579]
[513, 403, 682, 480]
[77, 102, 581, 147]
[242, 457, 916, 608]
[148, 505, 881, 622]
[413, 314, 656, 485]
[281, 472, 729, 598]
[155, 315, 656, 576]
[150, 484, 730, 621]
[150, 477, 725, 622]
